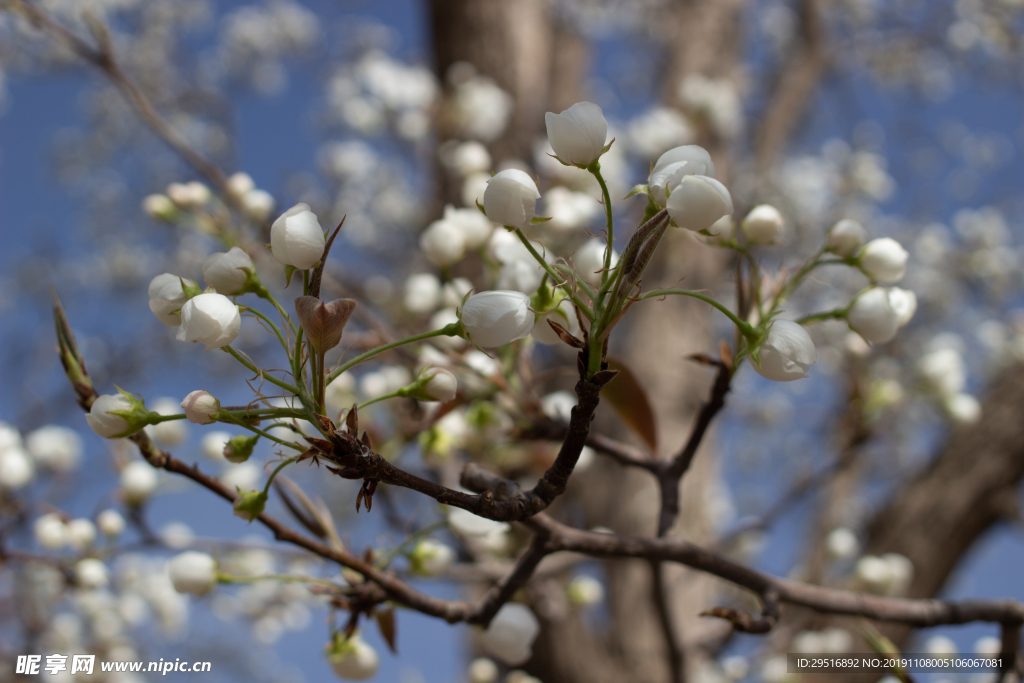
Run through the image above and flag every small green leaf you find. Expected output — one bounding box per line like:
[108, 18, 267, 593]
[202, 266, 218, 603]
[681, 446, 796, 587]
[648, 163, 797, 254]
[283, 264, 297, 288]
[624, 184, 651, 199]
[529, 215, 553, 225]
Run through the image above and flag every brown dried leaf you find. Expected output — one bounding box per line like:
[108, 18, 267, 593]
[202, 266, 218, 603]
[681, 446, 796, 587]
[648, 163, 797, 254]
[603, 358, 658, 452]
[547, 319, 585, 348]
[375, 608, 398, 654]
[294, 296, 357, 353]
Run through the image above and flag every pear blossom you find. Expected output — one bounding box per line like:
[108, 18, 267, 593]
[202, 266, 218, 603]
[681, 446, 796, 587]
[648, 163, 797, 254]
[409, 539, 455, 576]
[545, 101, 608, 166]
[168, 551, 218, 595]
[201, 431, 232, 461]
[567, 575, 604, 606]
[665, 174, 733, 232]
[925, 635, 957, 657]
[241, 189, 275, 221]
[752, 320, 817, 382]
[847, 288, 899, 343]
[181, 390, 220, 425]
[176, 293, 241, 349]
[648, 145, 716, 205]
[202, 247, 256, 295]
[420, 217, 467, 266]
[329, 633, 379, 680]
[142, 194, 176, 221]
[442, 204, 493, 249]
[421, 367, 458, 402]
[148, 273, 196, 326]
[887, 287, 917, 327]
[574, 238, 619, 287]
[34, 513, 68, 549]
[945, 393, 981, 424]
[270, 203, 326, 269]
[120, 461, 158, 504]
[483, 169, 540, 229]
[146, 398, 188, 447]
[97, 509, 126, 537]
[404, 273, 442, 314]
[742, 204, 784, 244]
[825, 527, 859, 560]
[166, 181, 211, 209]
[460, 291, 534, 347]
[859, 237, 908, 284]
[86, 393, 133, 438]
[0, 447, 34, 489]
[226, 172, 255, 198]
[826, 219, 866, 256]
[918, 347, 966, 396]
[75, 558, 109, 589]
[66, 518, 97, 551]
[25, 425, 82, 472]
[481, 602, 540, 665]
[469, 658, 499, 683]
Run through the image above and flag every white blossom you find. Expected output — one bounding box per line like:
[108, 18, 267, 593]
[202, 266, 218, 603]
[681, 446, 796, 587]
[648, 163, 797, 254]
[665, 175, 733, 232]
[142, 194, 176, 221]
[741, 204, 784, 244]
[0, 446, 34, 489]
[887, 287, 917, 328]
[442, 204, 493, 249]
[181, 390, 220, 425]
[574, 238, 618, 287]
[469, 658, 499, 683]
[483, 169, 540, 229]
[545, 101, 608, 166]
[825, 527, 859, 560]
[847, 288, 899, 344]
[166, 181, 211, 210]
[226, 172, 255, 198]
[421, 367, 458, 402]
[420, 217, 467, 266]
[120, 461, 158, 505]
[86, 393, 133, 438]
[925, 635, 957, 656]
[270, 203, 326, 269]
[66, 518, 97, 551]
[918, 347, 966, 397]
[168, 551, 218, 596]
[648, 145, 716, 205]
[35, 513, 67, 549]
[75, 558, 109, 589]
[97, 509, 126, 537]
[481, 602, 540, 665]
[176, 293, 241, 349]
[203, 247, 255, 295]
[25, 425, 82, 472]
[241, 189, 275, 221]
[148, 273, 196, 326]
[567, 575, 604, 606]
[859, 237, 908, 284]
[409, 539, 455, 576]
[329, 634, 379, 680]
[752, 320, 817, 382]
[460, 291, 534, 348]
[826, 219, 866, 256]
[945, 393, 981, 424]
[404, 273, 442, 314]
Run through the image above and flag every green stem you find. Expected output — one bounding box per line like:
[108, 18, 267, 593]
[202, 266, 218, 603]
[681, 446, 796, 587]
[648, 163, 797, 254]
[219, 413, 304, 451]
[326, 327, 455, 385]
[217, 572, 340, 589]
[375, 520, 449, 570]
[796, 308, 849, 326]
[224, 346, 303, 396]
[589, 161, 615, 284]
[553, 264, 596, 302]
[511, 228, 594, 319]
[257, 288, 296, 335]
[262, 456, 299, 496]
[357, 390, 403, 411]
[640, 288, 754, 335]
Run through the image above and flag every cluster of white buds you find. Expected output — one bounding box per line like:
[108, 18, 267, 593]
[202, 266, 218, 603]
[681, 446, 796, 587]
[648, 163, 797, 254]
[854, 553, 914, 596]
[918, 344, 981, 424]
[144, 173, 275, 224]
[647, 146, 733, 232]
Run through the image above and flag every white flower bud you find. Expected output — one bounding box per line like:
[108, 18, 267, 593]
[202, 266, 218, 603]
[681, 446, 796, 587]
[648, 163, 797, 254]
[66, 518, 97, 551]
[859, 237, 908, 284]
[481, 602, 540, 665]
[75, 558, 109, 589]
[201, 431, 232, 461]
[574, 238, 619, 287]
[854, 555, 891, 593]
[975, 636, 1002, 657]
[148, 273, 197, 326]
[181, 390, 220, 425]
[0, 447, 34, 489]
[925, 635, 957, 657]
[270, 203, 326, 269]
[918, 347, 966, 396]
[329, 634, 379, 680]
[203, 247, 256, 295]
[26, 425, 82, 473]
[421, 367, 458, 402]
[142, 194, 176, 221]
[882, 552, 913, 596]
[86, 393, 132, 438]
[168, 551, 218, 596]
[97, 509, 126, 537]
[443, 205, 493, 249]
[665, 174, 733, 232]
[35, 513, 68, 549]
[409, 539, 455, 576]
[460, 290, 534, 348]
[945, 393, 981, 424]
[404, 273, 442, 314]
[825, 527, 859, 560]
[120, 461, 158, 505]
[847, 288, 899, 344]
[469, 658, 499, 683]
[887, 287, 917, 328]
[545, 101, 608, 166]
[147, 397, 188, 447]
[826, 219, 865, 256]
[176, 293, 241, 349]
[166, 181, 211, 209]
[648, 145, 716, 205]
[242, 189, 275, 221]
[227, 172, 255, 198]
[420, 218, 467, 266]
[752, 320, 817, 382]
[483, 169, 540, 229]
[450, 141, 492, 176]
[741, 204, 784, 244]
[567, 575, 604, 607]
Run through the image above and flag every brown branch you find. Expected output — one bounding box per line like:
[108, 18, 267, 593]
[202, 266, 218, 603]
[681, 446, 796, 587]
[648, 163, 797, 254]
[9, 0, 233, 198]
[651, 560, 686, 683]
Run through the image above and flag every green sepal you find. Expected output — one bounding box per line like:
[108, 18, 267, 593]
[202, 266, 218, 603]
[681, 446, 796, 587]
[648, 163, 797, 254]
[225, 434, 259, 463]
[180, 277, 203, 299]
[529, 215, 553, 225]
[106, 387, 160, 438]
[625, 184, 651, 199]
[283, 264, 298, 288]
[233, 489, 268, 522]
